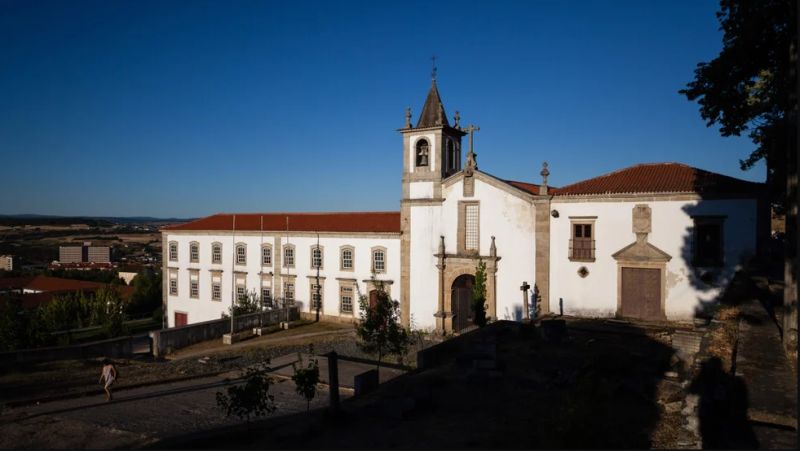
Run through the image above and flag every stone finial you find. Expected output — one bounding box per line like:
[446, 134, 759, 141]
[405, 107, 412, 128]
[454, 110, 461, 128]
[539, 161, 550, 195]
[490, 236, 496, 257]
[439, 235, 445, 255]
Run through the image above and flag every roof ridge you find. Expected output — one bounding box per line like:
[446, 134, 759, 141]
[208, 211, 400, 216]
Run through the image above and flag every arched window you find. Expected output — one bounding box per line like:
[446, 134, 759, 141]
[168, 241, 178, 261]
[447, 139, 456, 171]
[211, 243, 222, 264]
[311, 245, 323, 269]
[189, 242, 199, 262]
[283, 245, 295, 267]
[340, 246, 354, 271]
[415, 139, 430, 167]
[371, 247, 387, 273]
[235, 243, 247, 265]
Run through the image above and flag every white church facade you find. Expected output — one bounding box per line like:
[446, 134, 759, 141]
[161, 80, 766, 332]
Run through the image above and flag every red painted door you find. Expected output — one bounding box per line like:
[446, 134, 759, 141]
[174, 312, 188, 327]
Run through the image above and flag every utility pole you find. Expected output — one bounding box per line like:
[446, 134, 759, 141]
[315, 232, 321, 322]
[230, 215, 236, 335]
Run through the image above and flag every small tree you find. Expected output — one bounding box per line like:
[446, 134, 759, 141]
[291, 344, 320, 414]
[532, 283, 542, 319]
[216, 361, 277, 423]
[94, 285, 127, 338]
[472, 260, 488, 327]
[228, 289, 262, 316]
[355, 278, 410, 374]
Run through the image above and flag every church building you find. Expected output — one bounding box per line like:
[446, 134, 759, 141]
[161, 78, 766, 333]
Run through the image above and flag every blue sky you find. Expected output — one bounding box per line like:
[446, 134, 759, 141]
[0, 0, 764, 218]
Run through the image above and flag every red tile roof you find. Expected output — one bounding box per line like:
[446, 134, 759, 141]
[0, 276, 108, 292]
[162, 212, 401, 233]
[553, 163, 764, 197]
[503, 180, 558, 195]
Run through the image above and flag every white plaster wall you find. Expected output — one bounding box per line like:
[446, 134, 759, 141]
[164, 232, 400, 327]
[409, 182, 434, 199]
[548, 198, 758, 320]
[441, 178, 537, 322]
[409, 206, 441, 330]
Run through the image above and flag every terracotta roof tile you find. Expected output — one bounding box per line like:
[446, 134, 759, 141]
[0, 276, 108, 292]
[553, 163, 764, 197]
[503, 180, 558, 195]
[162, 211, 401, 233]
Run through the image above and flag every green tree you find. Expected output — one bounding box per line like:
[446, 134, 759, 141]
[291, 345, 320, 414]
[472, 260, 488, 327]
[94, 285, 127, 338]
[679, 0, 796, 211]
[216, 361, 277, 423]
[127, 268, 162, 317]
[0, 293, 48, 351]
[227, 289, 262, 317]
[355, 278, 410, 374]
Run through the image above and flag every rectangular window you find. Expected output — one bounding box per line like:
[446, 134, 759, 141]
[262, 287, 272, 308]
[693, 218, 724, 267]
[284, 282, 295, 302]
[311, 247, 322, 269]
[284, 247, 295, 267]
[311, 284, 322, 309]
[190, 280, 199, 298]
[212, 245, 222, 263]
[570, 223, 595, 261]
[190, 244, 199, 262]
[373, 250, 385, 273]
[340, 286, 353, 313]
[169, 279, 178, 296]
[169, 243, 178, 261]
[262, 247, 271, 266]
[465, 204, 479, 251]
[236, 245, 246, 265]
[341, 249, 353, 270]
[236, 285, 246, 301]
[212, 283, 221, 301]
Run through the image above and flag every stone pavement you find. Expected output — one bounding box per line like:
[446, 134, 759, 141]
[0, 352, 404, 449]
[735, 295, 798, 449]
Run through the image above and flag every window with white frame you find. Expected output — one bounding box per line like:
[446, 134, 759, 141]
[190, 280, 199, 298]
[169, 242, 178, 261]
[169, 279, 178, 296]
[212, 243, 222, 263]
[212, 283, 221, 301]
[341, 247, 354, 270]
[340, 285, 353, 313]
[372, 248, 386, 273]
[261, 245, 272, 266]
[236, 285, 246, 301]
[262, 287, 272, 308]
[311, 246, 322, 269]
[236, 244, 246, 265]
[310, 283, 322, 309]
[189, 242, 199, 262]
[465, 204, 479, 251]
[283, 245, 295, 267]
[284, 282, 295, 302]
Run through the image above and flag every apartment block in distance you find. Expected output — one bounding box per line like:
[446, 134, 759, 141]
[59, 242, 111, 264]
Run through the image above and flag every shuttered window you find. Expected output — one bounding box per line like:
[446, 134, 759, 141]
[465, 204, 479, 251]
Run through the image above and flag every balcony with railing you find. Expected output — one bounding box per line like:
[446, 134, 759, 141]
[569, 238, 595, 262]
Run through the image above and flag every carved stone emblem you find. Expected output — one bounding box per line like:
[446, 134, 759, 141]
[632, 204, 652, 235]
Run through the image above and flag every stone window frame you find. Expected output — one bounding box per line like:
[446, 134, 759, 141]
[339, 281, 355, 314]
[691, 215, 726, 268]
[211, 242, 222, 264]
[283, 281, 295, 303]
[261, 244, 272, 267]
[235, 242, 247, 266]
[168, 241, 178, 262]
[340, 245, 355, 271]
[457, 201, 481, 255]
[261, 286, 272, 308]
[189, 270, 199, 299]
[211, 282, 221, 301]
[236, 283, 247, 302]
[309, 279, 324, 311]
[568, 216, 597, 263]
[310, 245, 324, 270]
[283, 244, 296, 268]
[415, 137, 431, 167]
[371, 246, 387, 274]
[189, 241, 200, 263]
[168, 271, 178, 296]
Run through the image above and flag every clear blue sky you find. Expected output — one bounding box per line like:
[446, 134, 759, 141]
[0, 0, 764, 218]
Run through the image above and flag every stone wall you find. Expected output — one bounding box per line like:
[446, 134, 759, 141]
[0, 335, 138, 365]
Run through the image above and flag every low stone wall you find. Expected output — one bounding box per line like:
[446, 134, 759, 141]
[299, 311, 358, 325]
[149, 307, 298, 357]
[0, 335, 136, 365]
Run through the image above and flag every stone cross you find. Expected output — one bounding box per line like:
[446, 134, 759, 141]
[464, 124, 480, 170]
[454, 110, 460, 128]
[539, 161, 550, 195]
[520, 281, 531, 321]
[431, 55, 437, 81]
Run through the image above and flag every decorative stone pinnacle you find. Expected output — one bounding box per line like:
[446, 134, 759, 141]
[439, 235, 445, 254]
[454, 111, 460, 128]
[490, 236, 496, 257]
[405, 107, 412, 128]
[540, 162, 550, 185]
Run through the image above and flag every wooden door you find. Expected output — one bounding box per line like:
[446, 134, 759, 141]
[620, 267, 662, 320]
[174, 312, 188, 327]
[451, 275, 475, 332]
[368, 290, 378, 310]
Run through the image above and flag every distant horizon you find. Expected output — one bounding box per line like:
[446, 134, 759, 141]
[0, 0, 766, 217]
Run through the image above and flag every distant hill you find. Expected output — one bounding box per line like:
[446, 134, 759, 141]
[0, 214, 195, 226]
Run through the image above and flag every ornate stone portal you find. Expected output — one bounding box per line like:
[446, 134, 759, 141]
[434, 235, 500, 333]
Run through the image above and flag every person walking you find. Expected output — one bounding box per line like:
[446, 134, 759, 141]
[99, 359, 118, 401]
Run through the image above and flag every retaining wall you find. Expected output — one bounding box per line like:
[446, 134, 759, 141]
[0, 335, 137, 365]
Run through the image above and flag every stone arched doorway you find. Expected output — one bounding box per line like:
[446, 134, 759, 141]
[451, 274, 475, 332]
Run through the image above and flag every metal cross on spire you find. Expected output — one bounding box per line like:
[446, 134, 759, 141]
[431, 55, 437, 81]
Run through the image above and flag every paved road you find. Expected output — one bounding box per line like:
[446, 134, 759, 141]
[0, 353, 404, 449]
